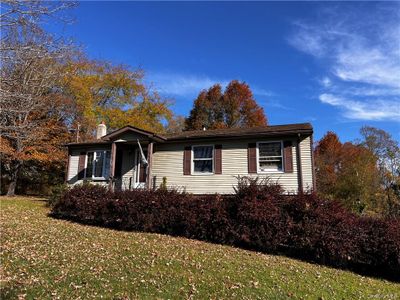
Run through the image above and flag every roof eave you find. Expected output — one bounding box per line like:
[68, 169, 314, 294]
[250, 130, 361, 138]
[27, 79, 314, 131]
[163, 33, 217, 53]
[65, 141, 112, 147]
[101, 125, 167, 142]
[165, 129, 313, 142]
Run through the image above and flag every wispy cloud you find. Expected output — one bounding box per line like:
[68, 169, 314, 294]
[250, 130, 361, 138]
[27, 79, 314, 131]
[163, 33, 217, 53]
[319, 93, 400, 121]
[334, 47, 400, 89]
[288, 3, 400, 122]
[252, 87, 275, 97]
[147, 71, 277, 99]
[319, 77, 332, 88]
[147, 72, 229, 97]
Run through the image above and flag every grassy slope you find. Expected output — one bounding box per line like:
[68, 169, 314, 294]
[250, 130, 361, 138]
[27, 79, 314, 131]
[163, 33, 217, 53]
[1, 198, 399, 300]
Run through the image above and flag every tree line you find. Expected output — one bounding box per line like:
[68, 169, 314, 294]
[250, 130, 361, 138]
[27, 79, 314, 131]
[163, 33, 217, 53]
[315, 128, 399, 217]
[1, 1, 399, 217]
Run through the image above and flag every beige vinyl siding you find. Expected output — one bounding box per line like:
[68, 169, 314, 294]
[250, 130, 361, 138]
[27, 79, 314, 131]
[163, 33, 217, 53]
[300, 136, 314, 191]
[67, 149, 80, 183]
[152, 137, 307, 194]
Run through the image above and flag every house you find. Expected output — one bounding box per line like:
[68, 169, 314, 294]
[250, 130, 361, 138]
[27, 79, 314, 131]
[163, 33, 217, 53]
[66, 123, 315, 194]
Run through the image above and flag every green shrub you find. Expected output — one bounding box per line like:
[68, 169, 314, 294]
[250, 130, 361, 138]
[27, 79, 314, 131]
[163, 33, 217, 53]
[47, 183, 69, 207]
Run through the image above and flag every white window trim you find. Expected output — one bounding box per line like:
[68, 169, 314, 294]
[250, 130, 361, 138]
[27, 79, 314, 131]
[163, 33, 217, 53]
[84, 150, 110, 180]
[191, 144, 214, 175]
[256, 141, 284, 174]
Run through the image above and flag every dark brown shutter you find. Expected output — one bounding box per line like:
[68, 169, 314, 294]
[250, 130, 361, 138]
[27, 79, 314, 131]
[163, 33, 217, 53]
[183, 146, 191, 175]
[214, 144, 222, 174]
[248, 143, 257, 173]
[283, 141, 293, 173]
[77, 152, 86, 179]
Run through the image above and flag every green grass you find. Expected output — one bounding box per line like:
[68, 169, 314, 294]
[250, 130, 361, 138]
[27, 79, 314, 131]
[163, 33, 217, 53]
[1, 197, 399, 300]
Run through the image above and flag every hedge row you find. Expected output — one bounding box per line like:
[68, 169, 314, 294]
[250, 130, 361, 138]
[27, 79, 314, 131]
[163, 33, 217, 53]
[51, 178, 400, 280]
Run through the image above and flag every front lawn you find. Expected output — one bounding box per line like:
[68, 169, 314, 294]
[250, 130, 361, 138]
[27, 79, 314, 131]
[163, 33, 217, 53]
[1, 197, 399, 299]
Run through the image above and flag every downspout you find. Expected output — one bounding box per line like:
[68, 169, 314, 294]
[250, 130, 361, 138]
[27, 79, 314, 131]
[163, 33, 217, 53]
[296, 133, 303, 193]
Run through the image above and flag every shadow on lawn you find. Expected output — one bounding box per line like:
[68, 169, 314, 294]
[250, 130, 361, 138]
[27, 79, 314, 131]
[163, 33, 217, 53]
[49, 213, 400, 283]
[0, 282, 26, 300]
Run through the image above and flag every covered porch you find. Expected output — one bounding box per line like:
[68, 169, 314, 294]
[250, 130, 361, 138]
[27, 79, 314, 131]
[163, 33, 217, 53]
[110, 141, 153, 191]
[104, 125, 165, 191]
[66, 125, 165, 191]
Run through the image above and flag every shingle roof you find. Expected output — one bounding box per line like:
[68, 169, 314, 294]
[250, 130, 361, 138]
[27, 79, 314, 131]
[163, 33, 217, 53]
[165, 123, 313, 141]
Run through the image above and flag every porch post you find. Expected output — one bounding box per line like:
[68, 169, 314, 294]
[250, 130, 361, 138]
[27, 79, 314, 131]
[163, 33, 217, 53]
[65, 148, 71, 183]
[109, 142, 117, 191]
[146, 141, 153, 189]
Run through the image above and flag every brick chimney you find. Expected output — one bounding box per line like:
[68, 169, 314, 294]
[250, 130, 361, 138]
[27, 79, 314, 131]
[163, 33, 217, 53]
[96, 121, 107, 139]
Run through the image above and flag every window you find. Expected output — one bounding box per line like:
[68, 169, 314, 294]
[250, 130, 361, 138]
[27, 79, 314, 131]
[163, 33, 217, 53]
[257, 141, 283, 172]
[85, 150, 111, 179]
[192, 145, 214, 174]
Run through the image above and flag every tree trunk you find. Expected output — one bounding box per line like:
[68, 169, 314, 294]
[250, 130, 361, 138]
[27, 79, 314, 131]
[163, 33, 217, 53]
[6, 161, 21, 196]
[6, 180, 17, 196]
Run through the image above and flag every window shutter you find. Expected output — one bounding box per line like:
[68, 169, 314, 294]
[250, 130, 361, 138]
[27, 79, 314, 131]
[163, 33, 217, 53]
[214, 144, 222, 174]
[78, 152, 86, 179]
[183, 146, 191, 175]
[248, 143, 257, 173]
[283, 141, 293, 173]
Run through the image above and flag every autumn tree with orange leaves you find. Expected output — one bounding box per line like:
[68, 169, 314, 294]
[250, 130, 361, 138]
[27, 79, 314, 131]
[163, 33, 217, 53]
[185, 80, 267, 130]
[315, 131, 383, 214]
[61, 59, 173, 141]
[314, 131, 342, 199]
[0, 0, 76, 195]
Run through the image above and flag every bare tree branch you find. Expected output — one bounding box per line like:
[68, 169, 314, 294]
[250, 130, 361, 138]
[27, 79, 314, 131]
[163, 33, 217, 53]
[0, 0, 76, 195]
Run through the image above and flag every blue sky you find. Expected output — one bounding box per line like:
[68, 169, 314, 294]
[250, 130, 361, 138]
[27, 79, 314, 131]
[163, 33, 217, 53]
[49, 1, 400, 141]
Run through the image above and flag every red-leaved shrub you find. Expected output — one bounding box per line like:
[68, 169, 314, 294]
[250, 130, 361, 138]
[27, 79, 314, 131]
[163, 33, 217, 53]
[51, 179, 400, 280]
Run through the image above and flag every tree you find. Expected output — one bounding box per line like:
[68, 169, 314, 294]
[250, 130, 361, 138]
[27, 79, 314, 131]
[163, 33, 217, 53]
[314, 132, 342, 199]
[0, 0, 76, 196]
[336, 142, 380, 213]
[61, 59, 173, 140]
[314, 131, 380, 213]
[165, 115, 186, 134]
[360, 126, 400, 216]
[185, 80, 267, 130]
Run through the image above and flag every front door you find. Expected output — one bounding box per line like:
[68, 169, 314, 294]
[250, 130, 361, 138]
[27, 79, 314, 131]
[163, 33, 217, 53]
[134, 148, 147, 188]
